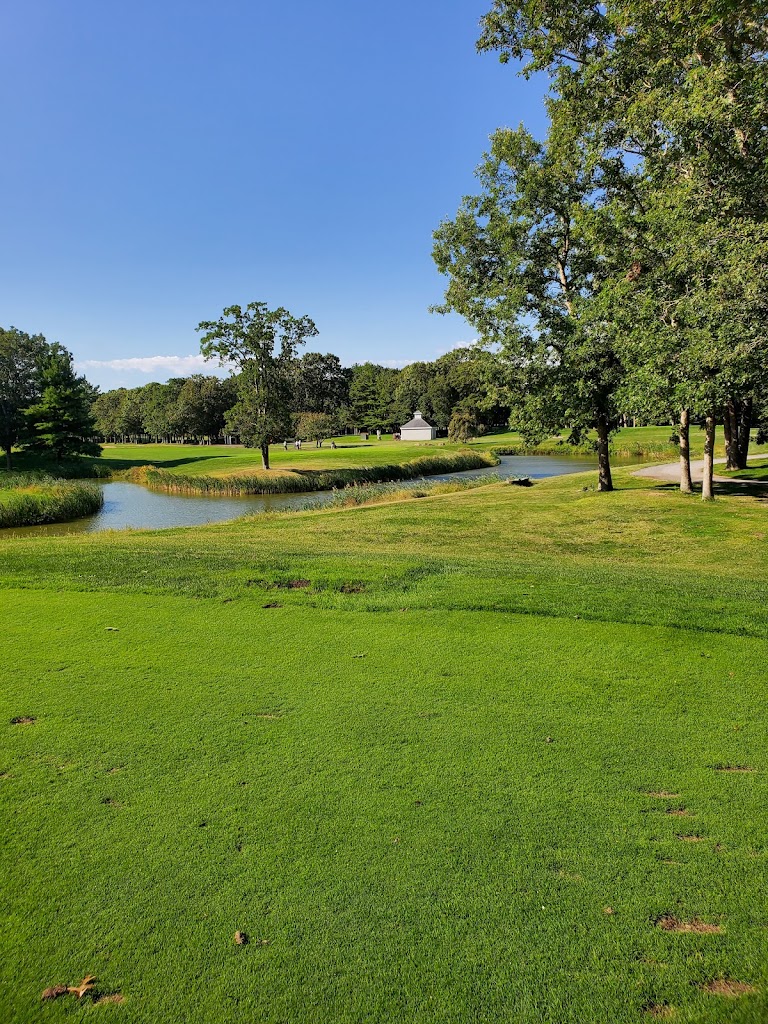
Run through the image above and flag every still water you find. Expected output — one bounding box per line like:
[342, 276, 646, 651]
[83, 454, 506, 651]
[2, 455, 601, 537]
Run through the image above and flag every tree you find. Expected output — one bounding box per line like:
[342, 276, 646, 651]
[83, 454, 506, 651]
[23, 344, 101, 461]
[291, 353, 350, 415]
[0, 327, 49, 469]
[477, 0, 768, 499]
[198, 302, 318, 469]
[448, 408, 482, 443]
[433, 116, 628, 491]
[295, 412, 335, 446]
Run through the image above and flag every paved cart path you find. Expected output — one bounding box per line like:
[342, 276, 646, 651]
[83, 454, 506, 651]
[633, 452, 767, 485]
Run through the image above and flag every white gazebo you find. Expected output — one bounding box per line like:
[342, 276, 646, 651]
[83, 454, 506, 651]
[400, 410, 435, 441]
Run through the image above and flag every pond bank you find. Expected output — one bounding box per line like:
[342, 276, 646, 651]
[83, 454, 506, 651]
[0, 454, 601, 536]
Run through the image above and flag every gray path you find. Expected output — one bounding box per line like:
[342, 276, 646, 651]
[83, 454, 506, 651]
[633, 453, 767, 485]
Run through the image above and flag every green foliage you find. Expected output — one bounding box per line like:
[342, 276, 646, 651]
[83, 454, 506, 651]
[0, 325, 49, 468]
[198, 302, 318, 467]
[447, 408, 482, 443]
[23, 345, 101, 461]
[294, 411, 336, 442]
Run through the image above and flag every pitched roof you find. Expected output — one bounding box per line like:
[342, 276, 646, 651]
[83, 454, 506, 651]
[400, 410, 433, 429]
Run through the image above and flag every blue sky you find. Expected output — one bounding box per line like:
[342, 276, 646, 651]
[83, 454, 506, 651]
[2, 0, 547, 390]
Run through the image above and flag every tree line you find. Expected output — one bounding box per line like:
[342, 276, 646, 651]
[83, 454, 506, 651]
[432, 0, 768, 498]
[89, 345, 511, 451]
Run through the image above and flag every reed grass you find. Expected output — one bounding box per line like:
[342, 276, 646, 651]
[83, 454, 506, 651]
[267, 472, 510, 515]
[135, 450, 499, 495]
[0, 475, 103, 528]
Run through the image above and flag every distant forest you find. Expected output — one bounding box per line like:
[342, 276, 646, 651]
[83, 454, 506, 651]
[91, 347, 511, 443]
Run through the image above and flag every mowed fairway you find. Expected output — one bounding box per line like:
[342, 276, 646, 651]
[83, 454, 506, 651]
[1, 470, 767, 1022]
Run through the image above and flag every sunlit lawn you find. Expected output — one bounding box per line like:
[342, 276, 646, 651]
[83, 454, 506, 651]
[1, 467, 767, 1022]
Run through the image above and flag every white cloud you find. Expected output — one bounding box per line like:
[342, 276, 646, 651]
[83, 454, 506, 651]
[77, 354, 218, 375]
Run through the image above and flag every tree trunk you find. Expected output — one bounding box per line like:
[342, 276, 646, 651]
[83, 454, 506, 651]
[723, 399, 739, 470]
[261, 444, 270, 470]
[702, 414, 716, 501]
[4, 445, 12, 471]
[679, 408, 693, 493]
[737, 398, 752, 469]
[596, 414, 613, 492]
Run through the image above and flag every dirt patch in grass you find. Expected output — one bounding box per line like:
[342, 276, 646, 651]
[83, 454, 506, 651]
[644, 791, 680, 799]
[274, 579, 311, 589]
[100, 797, 121, 807]
[340, 583, 366, 593]
[643, 1003, 675, 1018]
[699, 979, 756, 997]
[712, 764, 757, 773]
[94, 993, 125, 1005]
[655, 915, 722, 934]
[665, 808, 691, 817]
[10, 716, 36, 725]
[677, 835, 706, 842]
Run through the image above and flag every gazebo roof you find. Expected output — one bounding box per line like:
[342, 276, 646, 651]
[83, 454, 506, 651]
[400, 410, 433, 429]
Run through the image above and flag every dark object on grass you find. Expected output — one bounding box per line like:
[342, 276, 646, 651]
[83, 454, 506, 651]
[41, 985, 68, 1000]
[10, 716, 36, 725]
[234, 931, 248, 945]
[42, 975, 97, 1001]
[505, 476, 533, 487]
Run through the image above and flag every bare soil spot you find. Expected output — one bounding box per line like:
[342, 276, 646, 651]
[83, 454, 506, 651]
[699, 979, 756, 997]
[100, 797, 121, 807]
[644, 791, 680, 799]
[106, 766, 124, 775]
[677, 835, 706, 842]
[643, 1003, 675, 1019]
[10, 716, 36, 725]
[665, 808, 691, 817]
[234, 930, 248, 945]
[41, 985, 69, 1001]
[94, 993, 124, 1005]
[712, 765, 756, 773]
[340, 583, 366, 593]
[655, 915, 722, 934]
[274, 579, 310, 589]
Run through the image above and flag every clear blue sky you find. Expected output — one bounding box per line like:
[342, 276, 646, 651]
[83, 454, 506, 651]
[2, 0, 546, 390]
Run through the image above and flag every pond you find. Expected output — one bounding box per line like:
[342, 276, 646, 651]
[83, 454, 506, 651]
[1, 455, 604, 537]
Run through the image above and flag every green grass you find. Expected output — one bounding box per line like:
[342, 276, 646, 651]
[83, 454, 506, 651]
[719, 460, 768, 482]
[1, 467, 767, 1022]
[0, 474, 103, 527]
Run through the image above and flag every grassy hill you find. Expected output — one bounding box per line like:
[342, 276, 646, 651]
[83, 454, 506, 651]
[1, 466, 766, 1022]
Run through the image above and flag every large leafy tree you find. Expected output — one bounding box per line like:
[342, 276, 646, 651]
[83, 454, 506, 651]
[0, 326, 49, 469]
[433, 115, 628, 491]
[198, 302, 318, 469]
[290, 352, 350, 415]
[477, 0, 768, 498]
[23, 344, 101, 461]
